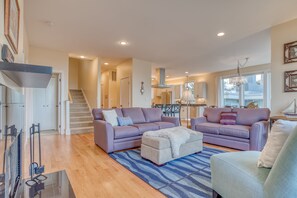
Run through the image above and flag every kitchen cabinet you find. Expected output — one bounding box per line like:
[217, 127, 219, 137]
[180, 104, 206, 121]
[194, 82, 207, 99]
[174, 85, 183, 99]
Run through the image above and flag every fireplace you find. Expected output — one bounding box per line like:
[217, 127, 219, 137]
[0, 126, 22, 198]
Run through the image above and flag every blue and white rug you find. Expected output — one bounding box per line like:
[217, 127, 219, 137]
[109, 147, 225, 198]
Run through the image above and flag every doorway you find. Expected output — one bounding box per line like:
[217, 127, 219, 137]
[120, 77, 130, 108]
[32, 74, 59, 131]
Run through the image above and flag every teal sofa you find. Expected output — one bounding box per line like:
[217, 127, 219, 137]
[211, 126, 297, 198]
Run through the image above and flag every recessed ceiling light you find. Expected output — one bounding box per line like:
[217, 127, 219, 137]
[166, 76, 169, 78]
[217, 32, 225, 37]
[185, 71, 189, 74]
[80, 56, 85, 59]
[120, 41, 128, 46]
[104, 62, 109, 65]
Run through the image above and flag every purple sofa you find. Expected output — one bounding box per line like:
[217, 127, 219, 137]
[191, 107, 270, 151]
[92, 107, 180, 153]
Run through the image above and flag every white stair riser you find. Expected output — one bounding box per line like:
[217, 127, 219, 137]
[70, 108, 89, 112]
[71, 117, 93, 122]
[71, 112, 91, 117]
[70, 128, 93, 134]
[71, 123, 93, 128]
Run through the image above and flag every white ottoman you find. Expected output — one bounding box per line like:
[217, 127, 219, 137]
[141, 128, 203, 165]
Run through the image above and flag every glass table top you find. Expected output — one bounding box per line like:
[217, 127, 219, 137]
[19, 170, 75, 198]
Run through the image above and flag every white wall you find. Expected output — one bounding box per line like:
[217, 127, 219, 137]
[271, 18, 297, 116]
[68, 58, 79, 89]
[0, 0, 25, 63]
[28, 46, 69, 133]
[132, 59, 152, 107]
[78, 58, 101, 109]
[0, 0, 30, 135]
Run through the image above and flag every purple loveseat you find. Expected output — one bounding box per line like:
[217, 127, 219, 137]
[92, 107, 180, 153]
[191, 107, 270, 151]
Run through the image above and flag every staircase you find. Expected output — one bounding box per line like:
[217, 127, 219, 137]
[70, 90, 93, 134]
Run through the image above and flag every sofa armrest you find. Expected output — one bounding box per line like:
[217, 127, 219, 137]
[93, 120, 114, 153]
[190, 117, 207, 130]
[161, 116, 180, 126]
[250, 121, 269, 151]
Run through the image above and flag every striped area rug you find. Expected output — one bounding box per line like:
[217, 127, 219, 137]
[109, 147, 224, 198]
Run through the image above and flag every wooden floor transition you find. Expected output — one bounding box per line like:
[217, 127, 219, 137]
[1, 132, 237, 198]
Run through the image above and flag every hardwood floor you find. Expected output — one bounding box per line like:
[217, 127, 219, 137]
[21, 133, 165, 198]
[1, 132, 237, 198]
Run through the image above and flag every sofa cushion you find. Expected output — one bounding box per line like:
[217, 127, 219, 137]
[92, 108, 123, 120]
[258, 120, 297, 168]
[117, 116, 133, 126]
[132, 123, 159, 133]
[211, 151, 270, 198]
[220, 112, 237, 125]
[122, 108, 146, 124]
[203, 108, 232, 123]
[264, 125, 297, 198]
[102, 110, 119, 126]
[153, 122, 175, 129]
[232, 108, 270, 126]
[219, 125, 250, 139]
[113, 126, 140, 139]
[195, 122, 221, 134]
[142, 108, 162, 122]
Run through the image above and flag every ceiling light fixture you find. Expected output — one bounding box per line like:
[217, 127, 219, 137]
[166, 75, 169, 78]
[217, 32, 225, 37]
[104, 62, 109, 65]
[185, 71, 189, 74]
[120, 41, 128, 46]
[80, 56, 85, 59]
[230, 57, 249, 87]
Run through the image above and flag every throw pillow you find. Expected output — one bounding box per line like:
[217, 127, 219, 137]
[257, 120, 297, 168]
[117, 116, 133, 126]
[220, 112, 237, 125]
[102, 110, 118, 126]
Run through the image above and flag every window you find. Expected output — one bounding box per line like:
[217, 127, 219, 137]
[243, 74, 264, 107]
[221, 72, 270, 108]
[222, 78, 240, 107]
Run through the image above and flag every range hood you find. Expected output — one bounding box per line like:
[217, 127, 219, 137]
[0, 61, 53, 89]
[151, 68, 171, 89]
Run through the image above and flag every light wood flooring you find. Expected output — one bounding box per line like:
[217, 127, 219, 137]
[1, 132, 237, 198]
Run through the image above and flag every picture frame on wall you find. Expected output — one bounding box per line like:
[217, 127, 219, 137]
[4, 0, 20, 54]
[284, 41, 297, 64]
[284, 70, 297, 92]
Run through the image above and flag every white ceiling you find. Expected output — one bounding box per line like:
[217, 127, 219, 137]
[25, 0, 297, 78]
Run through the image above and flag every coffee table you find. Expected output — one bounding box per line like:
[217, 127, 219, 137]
[141, 127, 203, 165]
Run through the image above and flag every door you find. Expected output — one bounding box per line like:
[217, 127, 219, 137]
[33, 75, 58, 131]
[120, 77, 130, 108]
